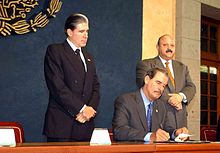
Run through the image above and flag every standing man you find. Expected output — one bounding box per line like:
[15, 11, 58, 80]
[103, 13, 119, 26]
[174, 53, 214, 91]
[136, 34, 196, 129]
[112, 68, 188, 142]
[43, 13, 100, 142]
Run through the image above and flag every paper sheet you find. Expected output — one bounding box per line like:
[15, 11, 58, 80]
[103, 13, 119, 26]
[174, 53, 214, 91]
[174, 133, 193, 142]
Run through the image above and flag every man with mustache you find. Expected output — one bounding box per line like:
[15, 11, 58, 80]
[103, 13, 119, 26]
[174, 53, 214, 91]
[112, 68, 188, 142]
[136, 34, 196, 130]
[43, 13, 100, 142]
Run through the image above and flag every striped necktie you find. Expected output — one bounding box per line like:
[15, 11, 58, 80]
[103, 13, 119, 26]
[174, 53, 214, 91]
[147, 103, 152, 132]
[165, 62, 175, 89]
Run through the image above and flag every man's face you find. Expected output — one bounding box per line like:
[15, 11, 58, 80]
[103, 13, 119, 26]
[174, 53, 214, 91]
[67, 22, 89, 48]
[157, 35, 175, 61]
[143, 71, 168, 101]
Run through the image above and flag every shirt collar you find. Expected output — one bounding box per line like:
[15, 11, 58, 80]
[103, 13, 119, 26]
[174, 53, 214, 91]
[159, 56, 172, 67]
[140, 88, 152, 108]
[66, 38, 81, 52]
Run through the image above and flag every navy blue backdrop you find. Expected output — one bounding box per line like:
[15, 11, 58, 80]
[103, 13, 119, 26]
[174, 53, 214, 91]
[0, 0, 142, 142]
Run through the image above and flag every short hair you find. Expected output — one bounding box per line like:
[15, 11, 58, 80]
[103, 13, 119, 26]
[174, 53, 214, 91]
[141, 67, 168, 87]
[64, 13, 89, 35]
[157, 34, 171, 46]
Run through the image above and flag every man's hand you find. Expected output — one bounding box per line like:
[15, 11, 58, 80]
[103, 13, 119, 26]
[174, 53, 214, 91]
[168, 93, 183, 110]
[75, 106, 96, 123]
[76, 112, 87, 123]
[175, 127, 189, 141]
[82, 106, 96, 121]
[150, 129, 170, 142]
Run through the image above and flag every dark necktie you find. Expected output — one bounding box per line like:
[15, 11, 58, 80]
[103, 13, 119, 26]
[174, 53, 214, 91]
[75, 49, 85, 72]
[165, 62, 175, 89]
[147, 103, 152, 132]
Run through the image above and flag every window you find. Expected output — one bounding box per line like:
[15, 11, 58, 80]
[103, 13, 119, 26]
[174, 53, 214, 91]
[200, 16, 220, 130]
[200, 65, 218, 126]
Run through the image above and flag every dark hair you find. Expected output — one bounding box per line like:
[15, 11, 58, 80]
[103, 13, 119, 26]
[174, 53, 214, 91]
[141, 67, 168, 87]
[64, 13, 89, 36]
[157, 34, 171, 45]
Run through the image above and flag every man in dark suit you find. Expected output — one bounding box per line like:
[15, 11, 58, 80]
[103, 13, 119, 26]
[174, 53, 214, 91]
[43, 13, 100, 142]
[136, 34, 196, 129]
[112, 68, 188, 142]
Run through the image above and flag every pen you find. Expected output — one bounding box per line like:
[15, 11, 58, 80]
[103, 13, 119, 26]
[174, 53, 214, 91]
[160, 123, 170, 140]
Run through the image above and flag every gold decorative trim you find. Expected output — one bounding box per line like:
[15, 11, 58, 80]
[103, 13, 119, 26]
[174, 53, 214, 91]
[0, 0, 62, 36]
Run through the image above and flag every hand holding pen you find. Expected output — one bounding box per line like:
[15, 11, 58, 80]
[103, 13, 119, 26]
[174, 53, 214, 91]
[175, 127, 189, 141]
[151, 124, 170, 141]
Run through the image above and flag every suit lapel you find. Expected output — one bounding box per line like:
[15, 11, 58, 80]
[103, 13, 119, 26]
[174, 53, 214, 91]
[154, 56, 164, 69]
[81, 48, 93, 87]
[63, 41, 85, 78]
[172, 60, 180, 91]
[151, 101, 160, 131]
[82, 48, 92, 73]
[135, 91, 148, 131]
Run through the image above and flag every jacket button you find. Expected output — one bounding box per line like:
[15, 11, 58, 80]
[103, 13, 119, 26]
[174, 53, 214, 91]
[74, 80, 78, 83]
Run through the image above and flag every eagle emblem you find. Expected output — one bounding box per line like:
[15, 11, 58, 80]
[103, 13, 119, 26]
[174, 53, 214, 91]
[0, 0, 62, 36]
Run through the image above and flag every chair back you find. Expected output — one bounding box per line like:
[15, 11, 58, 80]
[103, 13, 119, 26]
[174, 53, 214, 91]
[108, 128, 113, 141]
[201, 127, 216, 141]
[0, 122, 25, 143]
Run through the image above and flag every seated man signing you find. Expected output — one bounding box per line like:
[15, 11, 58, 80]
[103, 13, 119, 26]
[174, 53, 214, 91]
[112, 68, 188, 142]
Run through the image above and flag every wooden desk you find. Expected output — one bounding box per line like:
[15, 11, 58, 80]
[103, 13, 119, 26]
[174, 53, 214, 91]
[1, 142, 220, 153]
[156, 142, 220, 153]
[0, 142, 155, 153]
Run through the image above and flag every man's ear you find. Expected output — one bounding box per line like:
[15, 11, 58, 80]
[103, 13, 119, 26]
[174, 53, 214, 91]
[156, 44, 159, 51]
[144, 75, 150, 85]
[67, 29, 72, 37]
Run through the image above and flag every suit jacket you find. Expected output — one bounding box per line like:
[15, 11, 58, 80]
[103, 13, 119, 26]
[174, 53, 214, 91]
[136, 56, 196, 128]
[43, 41, 100, 141]
[112, 90, 176, 141]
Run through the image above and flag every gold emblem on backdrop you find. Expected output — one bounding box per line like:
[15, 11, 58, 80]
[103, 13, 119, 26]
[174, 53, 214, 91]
[0, 0, 62, 36]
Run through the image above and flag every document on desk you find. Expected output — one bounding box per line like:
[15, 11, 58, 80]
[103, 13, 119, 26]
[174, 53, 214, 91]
[154, 133, 211, 143]
[174, 133, 193, 142]
[154, 140, 210, 144]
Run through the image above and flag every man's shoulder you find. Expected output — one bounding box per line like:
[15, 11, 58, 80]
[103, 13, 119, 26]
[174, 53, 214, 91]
[142, 56, 158, 63]
[137, 56, 159, 67]
[117, 91, 137, 99]
[136, 56, 160, 68]
[173, 59, 187, 68]
[115, 91, 139, 103]
[47, 42, 65, 48]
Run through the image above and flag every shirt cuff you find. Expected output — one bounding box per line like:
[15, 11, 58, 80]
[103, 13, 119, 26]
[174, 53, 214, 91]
[80, 105, 87, 113]
[144, 132, 152, 142]
[179, 92, 187, 103]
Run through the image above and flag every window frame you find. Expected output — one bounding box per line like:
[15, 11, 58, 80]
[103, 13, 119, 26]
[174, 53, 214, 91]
[200, 16, 220, 129]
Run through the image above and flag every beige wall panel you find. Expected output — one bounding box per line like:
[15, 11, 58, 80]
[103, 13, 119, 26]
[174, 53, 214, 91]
[176, 0, 201, 140]
[142, 0, 176, 59]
